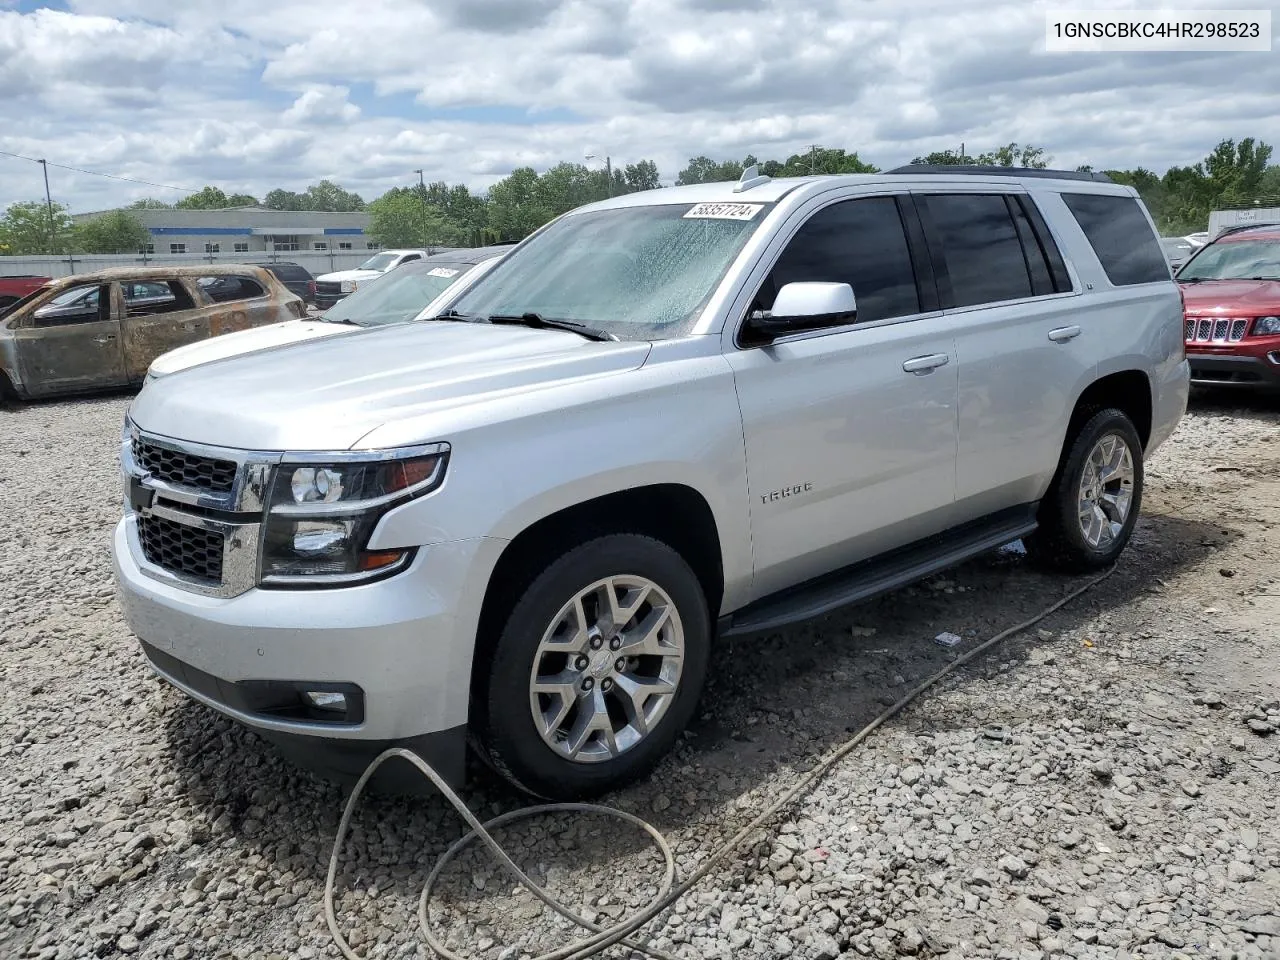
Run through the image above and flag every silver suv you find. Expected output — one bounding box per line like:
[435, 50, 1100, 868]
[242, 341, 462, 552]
[111, 166, 1189, 799]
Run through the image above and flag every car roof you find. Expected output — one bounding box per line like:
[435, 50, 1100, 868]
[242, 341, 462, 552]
[570, 172, 1137, 216]
[41, 264, 274, 290]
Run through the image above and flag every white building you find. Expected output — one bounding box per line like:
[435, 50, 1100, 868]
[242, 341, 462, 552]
[73, 207, 376, 256]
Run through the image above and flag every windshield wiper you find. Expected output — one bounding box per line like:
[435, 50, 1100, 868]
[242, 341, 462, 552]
[421, 308, 477, 322]
[484, 312, 618, 342]
[318, 315, 364, 326]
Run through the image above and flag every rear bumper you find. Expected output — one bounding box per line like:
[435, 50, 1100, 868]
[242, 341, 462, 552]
[1187, 352, 1280, 389]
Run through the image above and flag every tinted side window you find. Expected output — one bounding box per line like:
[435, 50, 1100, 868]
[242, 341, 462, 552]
[760, 197, 919, 324]
[921, 194, 1033, 308]
[1062, 193, 1169, 285]
[198, 276, 266, 304]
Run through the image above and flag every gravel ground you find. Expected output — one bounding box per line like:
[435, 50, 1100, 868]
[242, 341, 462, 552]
[1, 389, 1278, 960]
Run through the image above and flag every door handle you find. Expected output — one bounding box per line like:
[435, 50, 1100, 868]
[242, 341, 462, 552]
[1048, 325, 1082, 343]
[902, 353, 950, 375]
[93, 335, 116, 344]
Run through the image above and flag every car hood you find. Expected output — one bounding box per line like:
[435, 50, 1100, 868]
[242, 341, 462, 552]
[129, 321, 651, 451]
[148, 320, 351, 378]
[316, 268, 382, 283]
[1179, 278, 1280, 314]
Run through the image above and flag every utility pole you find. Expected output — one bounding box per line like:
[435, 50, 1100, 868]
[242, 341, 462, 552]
[414, 168, 433, 254]
[605, 156, 612, 198]
[959, 142, 966, 164]
[39, 159, 57, 255]
[809, 144, 819, 175]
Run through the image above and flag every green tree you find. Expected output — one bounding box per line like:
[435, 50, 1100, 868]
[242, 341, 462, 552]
[367, 191, 465, 248]
[424, 181, 489, 233]
[128, 198, 173, 210]
[0, 200, 76, 255]
[675, 156, 746, 185]
[263, 188, 305, 211]
[486, 167, 554, 240]
[778, 147, 879, 175]
[911, 143, 1049, 167]
[623, 160, 661, 192]
[175, 186, 258, 210]
[74, 210, 151, 253]
[303, 180, 365, 212]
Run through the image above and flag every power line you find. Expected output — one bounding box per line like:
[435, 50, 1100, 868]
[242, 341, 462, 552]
[0, 149, 196, 193]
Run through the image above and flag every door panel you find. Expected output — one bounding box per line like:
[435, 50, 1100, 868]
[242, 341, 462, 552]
[951, 297, 1095, 515]
[15, 283, 125, 396]
[726, 193, 961, 599]
[912, 191, 1094, 517]
[120, 279, 209, 381]
[730, 321, 959, 598]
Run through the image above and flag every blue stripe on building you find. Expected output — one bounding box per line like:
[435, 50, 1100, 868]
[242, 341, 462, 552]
[323, 228, 365, 235]
[147, 227, 254, 236]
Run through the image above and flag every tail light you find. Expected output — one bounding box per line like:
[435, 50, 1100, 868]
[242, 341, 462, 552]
[307, 280, 316, 301]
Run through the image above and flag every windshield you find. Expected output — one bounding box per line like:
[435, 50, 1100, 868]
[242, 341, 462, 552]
[1178, 239, 1280, 281]
[321, 263, 472, 326]
[358, 253, 400, 272]
[448, 202, 773, 340]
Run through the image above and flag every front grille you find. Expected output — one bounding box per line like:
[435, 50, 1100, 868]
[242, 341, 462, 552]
[315, 281, 344, 297]
[133, 438, 236, 493]
[138, 514, 224, 583]
[1185, 317, 1249, 344]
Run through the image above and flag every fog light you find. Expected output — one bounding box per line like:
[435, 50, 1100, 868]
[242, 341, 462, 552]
[302, 691, 347, 712]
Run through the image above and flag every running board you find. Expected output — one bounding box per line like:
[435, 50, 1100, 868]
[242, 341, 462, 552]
[718, 505, 1038, 638]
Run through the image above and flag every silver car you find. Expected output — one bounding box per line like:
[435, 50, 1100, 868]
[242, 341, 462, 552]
[112, 167, 1188, 799]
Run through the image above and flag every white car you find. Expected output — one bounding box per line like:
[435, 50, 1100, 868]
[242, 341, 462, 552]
[145, 248, 506, 381]
[314, 249, 430, 309]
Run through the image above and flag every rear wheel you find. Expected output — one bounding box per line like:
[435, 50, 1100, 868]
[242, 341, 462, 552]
[473, 534, 710, 800]
[1027, 408, 1144, 571]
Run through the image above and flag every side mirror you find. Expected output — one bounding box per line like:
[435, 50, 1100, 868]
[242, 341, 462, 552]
[747, 282, 857, 340]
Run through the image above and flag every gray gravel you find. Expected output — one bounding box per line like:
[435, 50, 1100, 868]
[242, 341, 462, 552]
[1, 390, 1278, 960]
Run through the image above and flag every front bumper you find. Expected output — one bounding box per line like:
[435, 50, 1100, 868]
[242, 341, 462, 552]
[112, 517, 496, 784]
[1188, 352, 1280, 390]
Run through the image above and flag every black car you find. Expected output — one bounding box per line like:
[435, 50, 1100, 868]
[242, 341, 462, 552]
[256, 261, 315, 304]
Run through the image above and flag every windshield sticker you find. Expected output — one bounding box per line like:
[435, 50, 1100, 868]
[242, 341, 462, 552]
[683, 202, 764, 221]
[426, 267, 461, 278]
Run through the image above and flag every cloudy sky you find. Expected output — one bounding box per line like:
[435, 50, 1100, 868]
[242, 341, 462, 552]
[1, 0, 1276, 212]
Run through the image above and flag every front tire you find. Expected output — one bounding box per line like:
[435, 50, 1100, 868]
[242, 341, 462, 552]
[1027, 408, 1144, 572]
[474, 534, 710, 800]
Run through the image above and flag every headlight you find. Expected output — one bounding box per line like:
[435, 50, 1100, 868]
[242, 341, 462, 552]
[340, 280, 357, 293]
[259, 444, 447, 585]
[1253, 316, 1280, 337]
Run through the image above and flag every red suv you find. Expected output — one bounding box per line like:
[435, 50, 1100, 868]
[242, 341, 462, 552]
[1176, 223, 1280, 391]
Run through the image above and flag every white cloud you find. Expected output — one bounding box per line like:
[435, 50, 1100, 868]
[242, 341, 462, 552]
[0, 0, 1276, 212]
[282, 86, 361, 125]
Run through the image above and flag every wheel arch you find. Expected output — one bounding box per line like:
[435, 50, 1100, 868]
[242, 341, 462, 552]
[471, 483, 725, 700]
[1068, 369, 1153, 449]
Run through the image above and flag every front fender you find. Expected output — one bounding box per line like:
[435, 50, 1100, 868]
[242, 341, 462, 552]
[366, 351, 754, 611]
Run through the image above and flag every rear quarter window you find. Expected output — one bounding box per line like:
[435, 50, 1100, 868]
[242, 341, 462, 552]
[1062, 193, 1169, 286]
[198, 276, 267, 303]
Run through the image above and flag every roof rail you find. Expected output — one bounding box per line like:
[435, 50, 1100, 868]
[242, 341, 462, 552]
[885, 164, 1114, 183]
[1214, 221, 1280, 239]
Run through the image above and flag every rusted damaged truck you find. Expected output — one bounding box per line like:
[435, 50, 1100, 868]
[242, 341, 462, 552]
[0, 265, 304, 400]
